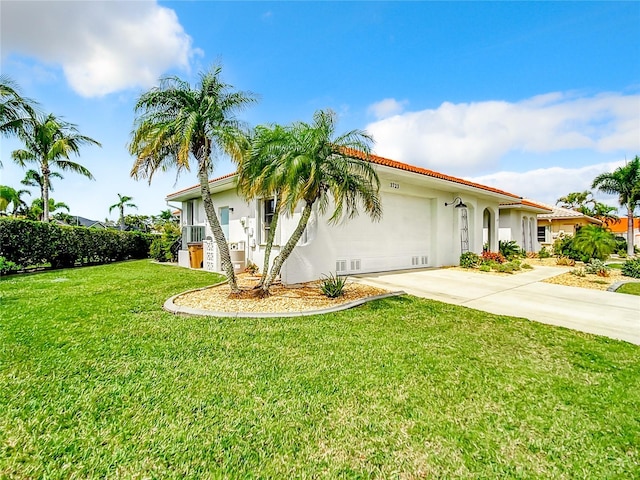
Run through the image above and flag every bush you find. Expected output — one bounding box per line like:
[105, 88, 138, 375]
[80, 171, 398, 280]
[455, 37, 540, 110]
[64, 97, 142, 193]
[460, 252, 481, 268]
[149, 224, 180, 263]
[585, 259, 610, 277]
[479, 264, 491, 272]
[320, 273, 348, 298]
[538, 246, 551, 259]
[499, 240, 523, 260]
[573, 225, 616, 261]
[553, 235, 585, 262]
[570, 268, 586, 277]
[0, 218, 152, 270]
[556, 256, 576, 266]
[0, 256, 21, 275]
[482, 251, 506, 264]
[622, 258, 640, 279]
[521, 262, 533, 270]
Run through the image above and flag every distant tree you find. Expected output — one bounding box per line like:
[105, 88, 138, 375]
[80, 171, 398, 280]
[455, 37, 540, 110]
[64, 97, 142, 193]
[592, 156, 640, 256]
[129, 65, 257, 295]
[556, 190, 595, 211]
[29, 197, 70, 221]
[0, 185, 19, 213]
[573, 225, 617, 261]
[11, 113, 101, 222]
[21, 169, 63, 203]
[590, 202, 619, 227]
[109, 194, 138, 230]
[123, 214, 152, 232]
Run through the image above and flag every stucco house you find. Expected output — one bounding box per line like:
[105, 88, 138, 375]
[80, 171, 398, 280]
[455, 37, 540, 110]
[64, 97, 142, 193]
[608, 217, 640, 248]
[166, 152, 550, 284]
[535, 203, 602, 248]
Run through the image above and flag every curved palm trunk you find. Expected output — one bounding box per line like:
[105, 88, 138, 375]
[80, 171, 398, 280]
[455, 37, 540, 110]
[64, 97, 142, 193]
[262, 201, 313, 295]
[41, 162, 50, 222]
[197, 160, 240, 294]
[257, 194, 281, 288]
[627, 205, 635, 257]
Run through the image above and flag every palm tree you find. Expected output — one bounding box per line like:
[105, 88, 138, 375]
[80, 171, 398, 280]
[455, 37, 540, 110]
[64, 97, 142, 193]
[573, 225, 617, 261]
[11, 113, 101, 222]
[236, 124, 289, 287]
[21, 169, 63, 204]
[129, 65, 257, 295]
[0, 185, 20, 213]
[109, 194, 138, 230]
[0, 76, 37, 167]
[238, 109, 382, 296]
[29, 197, 70, 221]
[592, 156, 640, 256]
[590, 202, 619, 227]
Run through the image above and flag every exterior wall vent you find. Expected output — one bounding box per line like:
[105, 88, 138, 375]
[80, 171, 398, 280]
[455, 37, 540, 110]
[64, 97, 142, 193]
[411, 256, 419, 266]
[350, 259, 361, 271]
[421, 256, 429, 265]
[336, 260, 347, 273]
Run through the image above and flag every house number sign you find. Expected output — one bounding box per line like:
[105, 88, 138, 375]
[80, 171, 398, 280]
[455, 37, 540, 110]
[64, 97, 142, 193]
[390, 182, 400, 189]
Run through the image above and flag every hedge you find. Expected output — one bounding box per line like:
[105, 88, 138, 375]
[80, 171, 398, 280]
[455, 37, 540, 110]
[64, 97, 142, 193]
[0, 218, 152, 270]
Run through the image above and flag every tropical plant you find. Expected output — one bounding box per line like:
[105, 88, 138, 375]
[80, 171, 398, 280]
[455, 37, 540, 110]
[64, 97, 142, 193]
[129, 65, 257, 295]
[590, 202, 619, 226]
[109, 194, 138, 231]
[584, 259, 610, 277]
[320, 273, 348, 298]
[0, 185, 29, 214]
[538, 246, 551, 259]
[622, 258, 640, 278]
[481, 251, 506, 264]
[592, 156, 640, 256]
[573, 225, 617, 261]
[498, 240, 523, 260]
[11, 113, 100, 221]
[0, 75, 37, 167]
[28, 197, 70, 221]
[236, 109, 382, 296]
[21, 168, 63, 203]
[553, 235, 584, 261]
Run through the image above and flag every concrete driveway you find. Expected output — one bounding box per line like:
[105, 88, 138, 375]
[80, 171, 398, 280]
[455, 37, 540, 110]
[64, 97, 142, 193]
[355, 266, 640, 345]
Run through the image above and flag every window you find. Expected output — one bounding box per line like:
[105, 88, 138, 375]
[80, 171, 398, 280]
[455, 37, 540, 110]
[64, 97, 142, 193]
[219, 206, 229, 240]
[537, 226, 547, 243]
[260, 198, 275, 243]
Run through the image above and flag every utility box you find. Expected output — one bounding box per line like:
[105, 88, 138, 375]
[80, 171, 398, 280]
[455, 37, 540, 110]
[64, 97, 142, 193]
[187, 242, 203, 269]
[230, 249, 246, 272]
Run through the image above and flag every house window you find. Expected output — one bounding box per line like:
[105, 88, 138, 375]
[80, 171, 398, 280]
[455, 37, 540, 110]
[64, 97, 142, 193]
[261, 198, 275, 243]
[537, 226, 547, 243]
[219, 206, 229, 240]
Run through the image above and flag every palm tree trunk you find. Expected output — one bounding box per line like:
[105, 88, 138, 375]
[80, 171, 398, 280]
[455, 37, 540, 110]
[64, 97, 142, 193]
[120, 206, 125, 231]
[627, 204, 635, 257]
[257, 194, 280, 288]
[197, 160, 240, 294]
[262, 201, 313, 294]
[42, 162, 50, 222]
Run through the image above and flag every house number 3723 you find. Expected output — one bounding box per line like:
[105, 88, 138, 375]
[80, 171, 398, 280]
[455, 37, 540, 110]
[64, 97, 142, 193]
[390, 182, 400, 189]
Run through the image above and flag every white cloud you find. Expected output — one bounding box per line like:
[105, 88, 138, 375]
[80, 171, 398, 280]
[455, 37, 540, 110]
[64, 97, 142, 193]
[367, 98, 408, 120]
[1, 1, 198, 97]
[468, 160, 625, 207]
[366, 92, 640, 173]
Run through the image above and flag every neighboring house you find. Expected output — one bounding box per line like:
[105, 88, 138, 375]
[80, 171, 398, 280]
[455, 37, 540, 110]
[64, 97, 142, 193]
[535, 203, 602, 247]
[607, 217, 640, 248]
[166, 153, 551, 284]
[498, 200, 553, 251]
[53, 216, 107, 228]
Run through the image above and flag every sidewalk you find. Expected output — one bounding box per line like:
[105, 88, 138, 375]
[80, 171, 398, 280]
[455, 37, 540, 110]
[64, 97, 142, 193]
[355, 266, 640, 345]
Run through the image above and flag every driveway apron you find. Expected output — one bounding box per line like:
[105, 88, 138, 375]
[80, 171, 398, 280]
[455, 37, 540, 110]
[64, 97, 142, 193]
[355, 267, 640, 345]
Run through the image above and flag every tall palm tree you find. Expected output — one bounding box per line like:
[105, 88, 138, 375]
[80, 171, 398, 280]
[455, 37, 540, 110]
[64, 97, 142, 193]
[11, 113, 100, 222]
[592, 156, 640, 256]
[129, 65, 257, 294]
[238, 109, 382, 296]
[0, 76, 37, 167]
[21, 169, 63, 204]
[109, 194, 138, 230]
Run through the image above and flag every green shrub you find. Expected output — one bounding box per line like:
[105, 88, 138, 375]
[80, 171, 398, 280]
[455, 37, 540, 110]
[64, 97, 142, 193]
[570, 268, 586, 277]
[0, 256, 21, 275]
[585, 259, 610, 277]
[0, 218, 152, 270]
[622, 258, 640, 279]
[573, 225, 616, 261]
[521, 262, 533, 270]
[479, 264, 491, 272]
[499, 240, 523, 260]
[553, 235, 585, 262]
[149, 224, 180, 263]
[556, 256, 576, 266]
[320, 273, 348, 298]
[538, 246, 551, 259]
[460, 252, 481, 268]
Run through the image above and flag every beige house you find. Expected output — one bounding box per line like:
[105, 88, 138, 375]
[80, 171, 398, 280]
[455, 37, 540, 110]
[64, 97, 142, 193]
[535, 203, 602, 248]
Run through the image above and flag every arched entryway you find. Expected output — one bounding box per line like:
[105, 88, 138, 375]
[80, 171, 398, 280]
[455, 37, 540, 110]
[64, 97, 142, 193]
[483, 208, 497, 252]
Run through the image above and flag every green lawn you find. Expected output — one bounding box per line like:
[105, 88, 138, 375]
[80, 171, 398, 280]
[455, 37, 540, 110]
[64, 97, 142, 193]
[1, 261, 638, 478]
[616, 282, 640, 296]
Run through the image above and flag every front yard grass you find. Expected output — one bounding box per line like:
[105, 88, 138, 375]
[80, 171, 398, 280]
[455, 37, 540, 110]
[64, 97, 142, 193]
[1, 260, 638, 478]
[616, 282, 640, 296]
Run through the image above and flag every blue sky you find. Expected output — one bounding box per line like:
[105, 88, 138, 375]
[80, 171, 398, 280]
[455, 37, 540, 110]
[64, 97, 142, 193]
[1, 1, 639, 221]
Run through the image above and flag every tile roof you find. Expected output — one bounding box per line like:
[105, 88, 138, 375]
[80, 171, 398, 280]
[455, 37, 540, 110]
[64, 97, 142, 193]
[167, 149, 529, 202]
[607, 217, 640, 233]
[536, 202, 602, 223]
